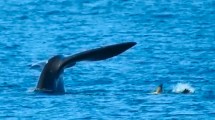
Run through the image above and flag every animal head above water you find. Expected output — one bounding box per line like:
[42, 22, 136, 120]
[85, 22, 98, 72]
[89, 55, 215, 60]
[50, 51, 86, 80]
[155, 84, 163, 94]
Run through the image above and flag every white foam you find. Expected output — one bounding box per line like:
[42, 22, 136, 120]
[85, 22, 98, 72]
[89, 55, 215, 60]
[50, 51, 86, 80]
[27, 87, 35, 93]
[172, 83, 195, 93]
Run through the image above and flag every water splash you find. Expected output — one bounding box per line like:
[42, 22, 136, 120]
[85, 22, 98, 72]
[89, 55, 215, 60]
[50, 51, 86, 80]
[172, 83, 195, 93]
[28, 60, 47, 70]
[27, 88, 35, 93]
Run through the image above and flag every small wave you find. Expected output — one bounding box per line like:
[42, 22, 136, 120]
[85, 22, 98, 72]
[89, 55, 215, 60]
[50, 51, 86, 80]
[172, 83, 195, 93]
[152, 13, 175, 19]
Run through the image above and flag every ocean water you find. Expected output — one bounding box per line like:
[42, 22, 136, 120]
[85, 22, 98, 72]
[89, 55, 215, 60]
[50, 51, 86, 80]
[0, 0, 214, 119]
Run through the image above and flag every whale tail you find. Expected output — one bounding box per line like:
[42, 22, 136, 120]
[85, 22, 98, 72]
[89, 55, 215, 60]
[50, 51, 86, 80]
[35, 42, 136, 93]
[30, 42, 136, 70]
[62, 42, 136, 68]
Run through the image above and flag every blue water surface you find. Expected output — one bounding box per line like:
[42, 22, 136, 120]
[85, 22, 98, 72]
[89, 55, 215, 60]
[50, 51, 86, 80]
[0, 0, 215, 119]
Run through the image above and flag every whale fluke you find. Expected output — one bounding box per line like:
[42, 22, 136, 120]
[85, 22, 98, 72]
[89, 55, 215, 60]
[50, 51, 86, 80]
[62, 42, 136, 68]
[35, 42, 136, 93]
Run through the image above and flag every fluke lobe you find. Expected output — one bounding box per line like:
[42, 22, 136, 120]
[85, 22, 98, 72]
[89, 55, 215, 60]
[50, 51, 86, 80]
[35, 42, 136, 94]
